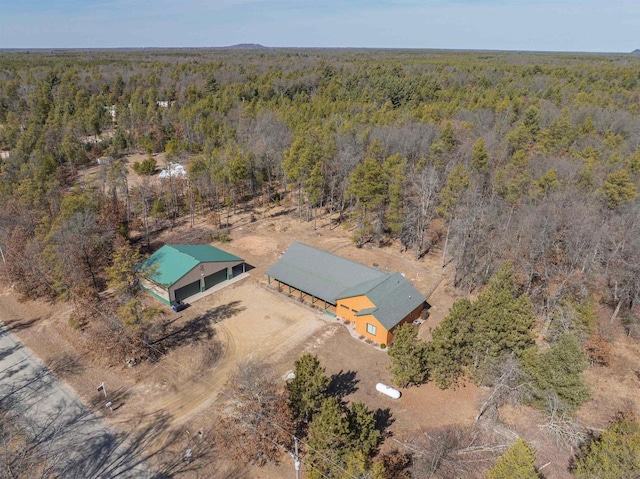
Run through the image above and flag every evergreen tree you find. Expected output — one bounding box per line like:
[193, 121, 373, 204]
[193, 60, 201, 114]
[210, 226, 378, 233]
[573, 413, 640, 479]
[486, 439, 541, 479]
[428, 264, 536, 387]
[106, 243, 142, 298]
[603, 169, 637, 208]
[521, 333, 590, 412]
[307, 397, 351, 479]
[437, 163, 470, 219]
[286, 353, 330, 423]
[383, 153, 406, 237]
[428, 298, 474, 388]
[440, 122, 457, 151]
[470, 137, 489, 174]
[343, 451, 386, 479]
[347, 401, 381, 457]
[388, 323, 429, 387]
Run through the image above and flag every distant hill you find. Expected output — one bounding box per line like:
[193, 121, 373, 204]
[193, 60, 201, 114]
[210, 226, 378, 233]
[632, 49, 640, 55]
[224, 43, 268, 50]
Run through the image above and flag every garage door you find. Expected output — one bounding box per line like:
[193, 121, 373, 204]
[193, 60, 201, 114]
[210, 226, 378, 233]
[204, 269, 227, 290]
[174, 280, 201, 302]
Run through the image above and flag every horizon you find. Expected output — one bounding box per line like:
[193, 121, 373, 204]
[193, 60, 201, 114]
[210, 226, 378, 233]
[0, 44, 638, 56]
[0, 1, 638, 53]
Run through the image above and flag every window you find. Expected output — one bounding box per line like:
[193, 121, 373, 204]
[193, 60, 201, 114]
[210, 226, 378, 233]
[351, 308, 358, 313]
[366, 323, 376, 335]
[340, 304, 349, 310]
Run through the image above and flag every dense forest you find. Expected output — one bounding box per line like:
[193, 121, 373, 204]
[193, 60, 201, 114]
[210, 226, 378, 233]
[1, 48, 640, 477]
[1, 49, 639, 316]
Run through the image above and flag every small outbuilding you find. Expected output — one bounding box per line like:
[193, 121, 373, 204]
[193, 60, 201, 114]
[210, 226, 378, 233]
[139, 244, 244, 305]
[266, 242, 425, 345]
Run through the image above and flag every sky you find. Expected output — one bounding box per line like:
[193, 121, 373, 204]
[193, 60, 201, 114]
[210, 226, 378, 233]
[0, 0, 638, 52]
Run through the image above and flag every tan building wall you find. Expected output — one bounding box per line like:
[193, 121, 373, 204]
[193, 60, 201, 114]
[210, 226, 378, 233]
[169, 260, 243, 301]
[140, 278, 170, 303]
[354, 314, 390, 345]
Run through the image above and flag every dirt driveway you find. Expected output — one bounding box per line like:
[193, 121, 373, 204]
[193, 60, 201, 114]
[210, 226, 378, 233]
[118, 280, 329, 425]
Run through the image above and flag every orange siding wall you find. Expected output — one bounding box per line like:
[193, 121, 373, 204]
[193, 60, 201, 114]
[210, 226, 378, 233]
[337, 295, 389, 344]
[336, 295, 375, 323]
[386, 303, 424, 344]
[354, 315, 389, 344]
[337, 296, 425, 346]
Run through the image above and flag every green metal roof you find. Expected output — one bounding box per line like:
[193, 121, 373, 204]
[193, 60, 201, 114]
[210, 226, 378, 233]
[139, 244, 243, 287]
[266, 242, 425, 330]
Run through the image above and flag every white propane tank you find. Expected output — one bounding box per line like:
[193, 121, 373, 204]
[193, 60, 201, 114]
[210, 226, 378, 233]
[376, 383, 401, 399]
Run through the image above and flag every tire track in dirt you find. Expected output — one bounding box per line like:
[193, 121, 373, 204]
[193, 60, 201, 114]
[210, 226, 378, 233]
[139, 286, 327, 425]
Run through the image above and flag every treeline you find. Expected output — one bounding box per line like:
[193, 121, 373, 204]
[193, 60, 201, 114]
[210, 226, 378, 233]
[1, 48, 639, 325]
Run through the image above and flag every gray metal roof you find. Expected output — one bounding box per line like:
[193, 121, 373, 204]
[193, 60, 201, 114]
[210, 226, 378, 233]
[361, 272, 426, 330]
[265, 242, 386, 303]
[266, 242, 426, 330]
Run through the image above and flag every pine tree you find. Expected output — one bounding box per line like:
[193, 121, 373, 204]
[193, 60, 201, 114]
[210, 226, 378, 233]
[486, 439, 541, 479]
[307, 397, 351, 479]
[428, 264, 536, 387]
[383, 153, 406, 237]
[106, 243, 142, 298]
[428, 298, 474, 388]
[437, 163, 470, 219]
[522, 333, 590, 412]
[440, 122, 457, 151]
[470, 137, 489, 173]
[388, 323, 429, 387]
[573, 413, 640, 479]
[347, 401, 381, 457]
[603, 169, 637, 208]
[286, 353, 330, 423]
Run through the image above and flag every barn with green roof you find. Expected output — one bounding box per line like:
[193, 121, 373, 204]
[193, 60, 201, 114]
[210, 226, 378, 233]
[139, 244, 245, 305]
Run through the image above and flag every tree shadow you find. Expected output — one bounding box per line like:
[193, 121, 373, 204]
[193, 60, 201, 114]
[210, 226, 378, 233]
[0, 360, 29, 382]
[327, 370, 359, 400]
[148, 301, 244, 358]
[2, 317, 40, 332]
[0, 342, 22, 362]
[374, 407, 395, 440]
[47, 353, 86, 378]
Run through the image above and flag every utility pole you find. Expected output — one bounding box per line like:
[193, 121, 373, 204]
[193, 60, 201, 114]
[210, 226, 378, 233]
[290, 436, 300, 479]
[0, 244, 12, 287]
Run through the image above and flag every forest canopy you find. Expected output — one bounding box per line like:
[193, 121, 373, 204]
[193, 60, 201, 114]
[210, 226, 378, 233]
[0, 48, 639, 328]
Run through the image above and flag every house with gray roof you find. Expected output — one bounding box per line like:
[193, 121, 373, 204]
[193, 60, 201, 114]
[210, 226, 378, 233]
[266, 242, 425, 345]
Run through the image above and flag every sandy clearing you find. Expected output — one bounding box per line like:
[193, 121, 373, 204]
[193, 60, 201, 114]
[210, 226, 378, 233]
[128, 281, 328, 424]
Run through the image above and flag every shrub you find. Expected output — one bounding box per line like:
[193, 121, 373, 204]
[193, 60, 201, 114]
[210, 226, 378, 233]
[380, 343, 387, 349]
[210, 230, 231, 243]
[131, 156, 157, 175]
